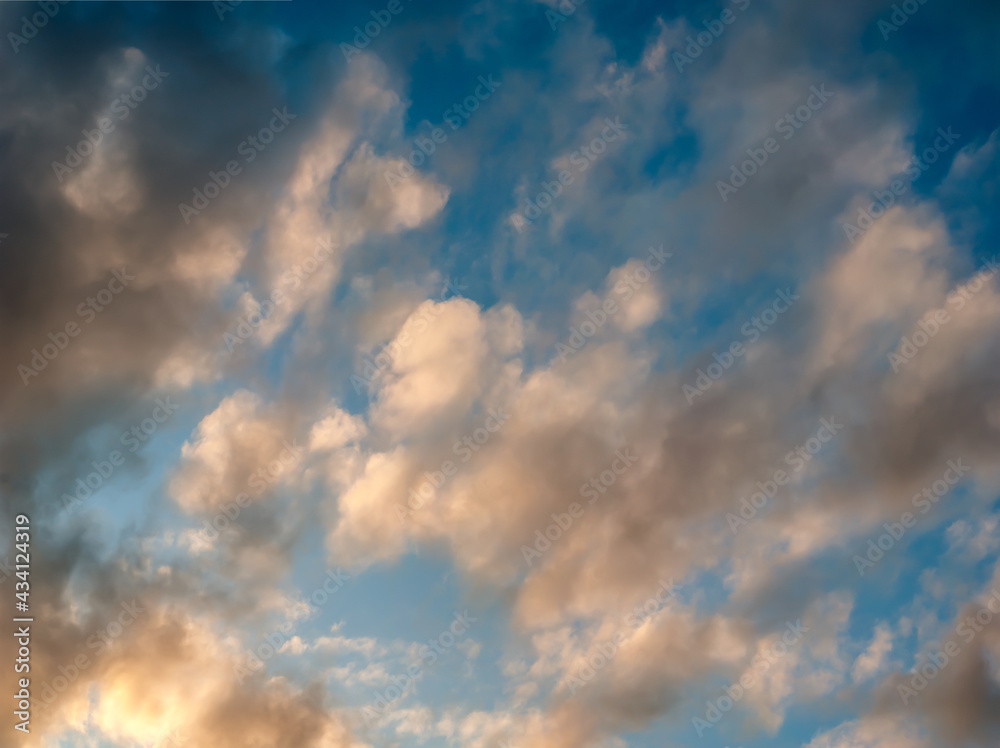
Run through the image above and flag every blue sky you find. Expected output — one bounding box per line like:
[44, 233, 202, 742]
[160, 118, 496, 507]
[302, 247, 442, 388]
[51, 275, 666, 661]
[1, 0, 1000, 747]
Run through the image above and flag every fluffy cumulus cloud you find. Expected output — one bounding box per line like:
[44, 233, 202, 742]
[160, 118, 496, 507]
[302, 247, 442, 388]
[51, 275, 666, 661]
[1, 0, 999, 747]
[804, 716, 933, 748]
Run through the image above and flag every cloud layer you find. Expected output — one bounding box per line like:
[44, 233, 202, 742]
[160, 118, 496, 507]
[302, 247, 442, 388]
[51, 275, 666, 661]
[1, 1, 999, 747]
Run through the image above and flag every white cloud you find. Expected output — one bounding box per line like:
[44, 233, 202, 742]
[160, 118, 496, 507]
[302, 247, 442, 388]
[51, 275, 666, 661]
[851, 622, 893, 683]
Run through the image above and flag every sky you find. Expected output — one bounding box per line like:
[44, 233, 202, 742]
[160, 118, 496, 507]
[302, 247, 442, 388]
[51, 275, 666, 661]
[1, 0, 999, 746]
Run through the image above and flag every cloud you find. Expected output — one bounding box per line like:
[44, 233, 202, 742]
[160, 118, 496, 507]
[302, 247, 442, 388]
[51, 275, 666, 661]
[169, 389, 301, 514]
[805, 716, 932, 748]
[852, 622, 894, 683]
[3, 2, 999, 747]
